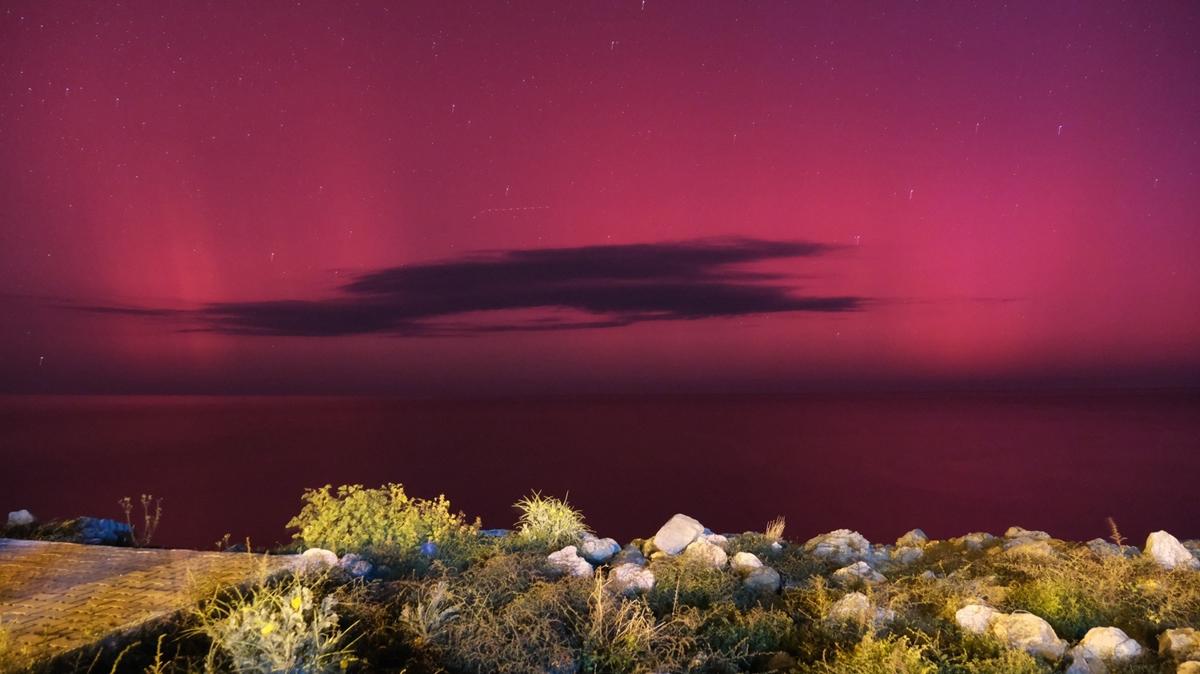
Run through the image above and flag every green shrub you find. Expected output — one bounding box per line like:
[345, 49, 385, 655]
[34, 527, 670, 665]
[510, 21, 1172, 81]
[646, 557, 737, 615]
[195, 574, 353, 674]
[802, 633, 935, 674]
[287, 483, 480, 571]
[698, 603, 793, 663]
[513, 492, 590, 549]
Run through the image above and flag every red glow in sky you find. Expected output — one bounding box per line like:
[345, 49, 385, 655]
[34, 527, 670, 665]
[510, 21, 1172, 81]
[1, 1, 1198, 394]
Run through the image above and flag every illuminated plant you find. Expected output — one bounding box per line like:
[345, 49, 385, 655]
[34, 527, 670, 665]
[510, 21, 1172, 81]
[513, 492, 590, 549]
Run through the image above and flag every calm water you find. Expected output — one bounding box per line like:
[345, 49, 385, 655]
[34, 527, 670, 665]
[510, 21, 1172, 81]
[1, 393, 1197, 550]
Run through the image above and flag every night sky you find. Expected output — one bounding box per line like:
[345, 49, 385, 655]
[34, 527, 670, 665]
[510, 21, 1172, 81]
[2, 1, 1198, 395]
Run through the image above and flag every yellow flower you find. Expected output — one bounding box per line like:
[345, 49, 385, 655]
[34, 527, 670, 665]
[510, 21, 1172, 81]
[261, 622, 276, 636]
[291, 595, 303, 611]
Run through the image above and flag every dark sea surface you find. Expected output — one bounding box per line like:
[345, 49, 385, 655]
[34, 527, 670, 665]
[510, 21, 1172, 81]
[1, 392, 1197, 550]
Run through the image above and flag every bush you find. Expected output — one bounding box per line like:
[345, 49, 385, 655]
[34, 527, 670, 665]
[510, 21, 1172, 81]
[801, 633, 935, 674]
[646, 557, 737, 615]
[513, 492, 590, 549]
[194, 573, 353, 673]
[287, 483, 480, 571]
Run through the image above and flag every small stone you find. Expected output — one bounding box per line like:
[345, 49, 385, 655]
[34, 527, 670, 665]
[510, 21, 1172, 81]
[1178, 662, 1200, 674]
[299, 548, 339, 570]
[6, 509, 35, 528]
[547, 545, 594, 578]
[803, 529, 871, 565]
[1159, 627, 1200, 662]
[730, 551, 764, 574]
[653, 514, 706, 555]
[896, 528, 929, 547]
[579, 534, 621, 565]
[955, 604, 999, 635]
[1086, 538, 1136, 558]
[1145, 531, 1200, 571]
[832, 560, 886, 585]
[702, 533, 729, 549]
[990, 612, 1068, 660]
[683, 539, 728, 569]
[743, 566, 781, 593]
[608, 563, 655, 596]
[1072, 626, 1143, 661]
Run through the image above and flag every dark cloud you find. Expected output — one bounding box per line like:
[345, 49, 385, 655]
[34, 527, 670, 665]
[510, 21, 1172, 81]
[92, 238, 866, 336]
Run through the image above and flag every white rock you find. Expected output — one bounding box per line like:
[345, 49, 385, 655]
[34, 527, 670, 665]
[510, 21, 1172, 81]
[608, 563, 655, 596]
[1066, 627, 1143, 674]
[1005, 526, 1051, 541]
[893, 546, 924, 565]
[299, 547, 339, 570]
[896, 528, 929, 547]
[683, 539, 728, 569]
[730, 551, 764, 574]
[955, 604, 998, 634]
[548, 545, 594, 578]
[653, 514, 706, 555]
[803, 529, 871, 565]
[1145, 531, 1200, 571]
[990, 612, 1068, 660]
[6, 509, 35, 527]
[956, 532, 997, 551]
[702, 533, 729, 549]
[832, 560, 886, 585]
[1004, 539, 1057, 559]
[1159, 627, 1200, 662]
[743, 566, 781, 593]
[579, 535, 621, 565]
[827, 591, 894, 625]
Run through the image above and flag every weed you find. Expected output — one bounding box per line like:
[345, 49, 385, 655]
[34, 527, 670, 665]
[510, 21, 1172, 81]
[119, 494, 163, 547]
[193, 572, 354, 673]
[513, 492, 590, 550]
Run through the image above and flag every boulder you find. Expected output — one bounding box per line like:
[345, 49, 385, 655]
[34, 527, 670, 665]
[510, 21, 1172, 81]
[1005, 526, 1051, 541]
[611, 545, 648, 567]
[6, 509, 35, 528]
[579, 534, 621, 565]
[743, 566, 781, 593]
[957, 532, 998, 551]
[683, 539, 728, 569]
[1075, 628, 1137, 662]
[608, 563, 655, 596]
[1179, 662, 1200, 674]
[1086, 538, 1136, 558]
[827, 591, 894, 625]
[702, 533, 729, 549]
[547, 545, 594, 578]
[1159, 627, 1200, 662]
[893, 546, 924, 565]
[1066, 627, 1142, 674]
[896, 528, 929, 547]
[1145, 531, 1200, 571]
[955, 604, 998, 635]
[299, 548, 339, 570]
[832, 560, 886, 586]
[338, 552, 374, 578]
[803, 529, 871, 565]
[653, 514, 706, 555]
[990, 612, 1068, 660]
[730, 551, 764, 574]
[1004, 539, 1057, 559]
